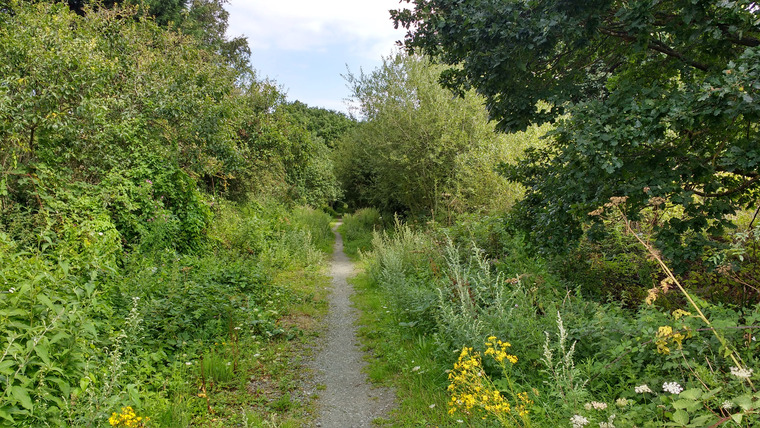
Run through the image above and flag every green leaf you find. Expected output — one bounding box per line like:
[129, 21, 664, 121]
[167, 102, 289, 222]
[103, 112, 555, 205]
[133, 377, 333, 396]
[731, 413, 743, 423]
[734, 394, 753, 410]
[679, 388, 702, 400]
[48, 332, 69, 345]
[689, 415, 715, 426]
[0, 360, 15, 375]
[11, 385, 33, 411]
[0, 309, 26, 317]
[672, 399, 692, 409]
[36, 294, 56, 311]
[672, 409, 689, 425]
[701, 387, 722, 400]
[34, 345, 51, 365]
[0, 406, 14, 423]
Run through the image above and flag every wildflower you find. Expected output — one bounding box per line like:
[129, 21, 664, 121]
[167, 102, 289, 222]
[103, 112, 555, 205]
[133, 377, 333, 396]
[412, 366, 421, 372]
[8, 287, 15, 294]
[599, 414, 616, 428]
[108, 406, 147, 427]
[615, 398, 629, 407]
[721, 400, 734, 410]
[662, 382, 683, 394]
[729, 366, 754, 379]
[570, 414, 589, 428]
[590, 401, 607, 410]
[185, 361, 192, 366]
[634, 384, 652, 394]
[672, 309, 691, 320]
[484, 337, 518, 364]
[447, 345, 526, 423]
[655, 322, 689, 355]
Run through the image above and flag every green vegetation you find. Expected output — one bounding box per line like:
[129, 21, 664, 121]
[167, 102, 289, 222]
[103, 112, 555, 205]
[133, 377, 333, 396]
[394, 0, 760, 266]
[3, 0, 759, 427]
[0, 2, 342, 426]
[349, 213, 760, 427]
[336, 53, 546, 218]
[337, 208, 384, 259]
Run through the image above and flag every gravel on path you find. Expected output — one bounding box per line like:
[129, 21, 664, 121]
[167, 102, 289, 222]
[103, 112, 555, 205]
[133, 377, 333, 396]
[311, 223, 396, 427]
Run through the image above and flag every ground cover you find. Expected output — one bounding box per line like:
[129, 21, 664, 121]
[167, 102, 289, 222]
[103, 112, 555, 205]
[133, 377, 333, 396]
[345, 211, 760, 427]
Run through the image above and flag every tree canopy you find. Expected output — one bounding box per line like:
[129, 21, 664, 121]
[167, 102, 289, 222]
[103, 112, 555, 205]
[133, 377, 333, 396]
[1, 2, 339, 252]
[336, 53, 540, 217]
[393, 0, 760, 264]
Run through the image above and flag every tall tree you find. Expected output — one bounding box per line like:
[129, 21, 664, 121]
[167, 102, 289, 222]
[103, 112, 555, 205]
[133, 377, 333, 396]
[31, 0, 250, 71]
[394, 0, 760, 264]
[282, 101, 356, 148]
[337, 53, 536, 216]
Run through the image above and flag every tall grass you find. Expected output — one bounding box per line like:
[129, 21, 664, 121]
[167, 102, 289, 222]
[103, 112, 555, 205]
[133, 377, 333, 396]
[338, 208, 384, 258]
[351, 216, 760, 427]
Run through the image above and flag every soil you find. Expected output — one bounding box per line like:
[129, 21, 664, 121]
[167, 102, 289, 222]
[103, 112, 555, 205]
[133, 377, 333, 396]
[309, 222, 396, 427]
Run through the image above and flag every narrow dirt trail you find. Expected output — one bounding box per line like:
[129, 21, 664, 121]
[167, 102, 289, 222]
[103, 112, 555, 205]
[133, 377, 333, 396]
[311, 222, 396, 427]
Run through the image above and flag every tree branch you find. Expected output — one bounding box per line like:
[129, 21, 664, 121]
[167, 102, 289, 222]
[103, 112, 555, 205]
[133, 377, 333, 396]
[718, 24, 760, 47]
[598, 27, 711, 72]
[694, 175, 760, 198]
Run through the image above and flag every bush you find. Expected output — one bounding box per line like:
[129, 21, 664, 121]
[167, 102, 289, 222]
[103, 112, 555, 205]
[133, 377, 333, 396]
[355, 216, 760, 427]
[338, 208, 384, 257]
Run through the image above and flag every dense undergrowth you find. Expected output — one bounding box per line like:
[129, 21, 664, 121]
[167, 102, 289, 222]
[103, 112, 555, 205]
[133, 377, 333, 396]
[1, 198, 333, 427]
[345, 210, 760, 427]
[0, 3, 342, 426]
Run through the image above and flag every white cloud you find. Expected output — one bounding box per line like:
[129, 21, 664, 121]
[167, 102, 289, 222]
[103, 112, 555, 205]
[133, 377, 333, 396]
[224, 0, 411, 112]
[225, 0, 408, 53]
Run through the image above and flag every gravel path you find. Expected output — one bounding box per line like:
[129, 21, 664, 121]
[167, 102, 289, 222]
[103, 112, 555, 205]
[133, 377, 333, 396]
[311, 223, 396, 427]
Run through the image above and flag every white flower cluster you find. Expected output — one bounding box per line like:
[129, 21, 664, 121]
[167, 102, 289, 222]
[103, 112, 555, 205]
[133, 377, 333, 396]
[570, 414, 589, 428]
[615, 397, 629, 407]
[584, 401, 608, 410]
[730, 366, 754, 379]
[634, 384, 652, 394]
[662, 382, 683, 394]
[599, 414, 616, 428]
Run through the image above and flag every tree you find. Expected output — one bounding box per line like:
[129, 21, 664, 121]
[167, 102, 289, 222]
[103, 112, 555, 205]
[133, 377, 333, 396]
[282, 101, 356, 148]
[336, 53, 536, 216]
[393, 0, 760, 264]
[30, 0, 251, 71]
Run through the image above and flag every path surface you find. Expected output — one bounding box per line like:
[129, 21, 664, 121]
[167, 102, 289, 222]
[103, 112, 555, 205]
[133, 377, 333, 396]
[311, 223, 396, 427]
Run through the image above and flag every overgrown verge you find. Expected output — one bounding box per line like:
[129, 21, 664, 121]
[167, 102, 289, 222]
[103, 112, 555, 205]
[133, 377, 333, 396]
[0, 3, 345, 426]
[350, 215, 760, 427]
[337, 208, 385, 260]
[0, 197, 333, 427]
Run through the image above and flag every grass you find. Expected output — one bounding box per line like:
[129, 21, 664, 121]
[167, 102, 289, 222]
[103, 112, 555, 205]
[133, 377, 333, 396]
[179, 262, 331, 427]
[350, 271, 459, 427]
[338, 208, 384, 260]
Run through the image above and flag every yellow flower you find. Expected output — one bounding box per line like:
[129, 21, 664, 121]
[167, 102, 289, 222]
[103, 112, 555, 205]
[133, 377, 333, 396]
[447, 340, 529, 426]
[673, 309, 691, 320]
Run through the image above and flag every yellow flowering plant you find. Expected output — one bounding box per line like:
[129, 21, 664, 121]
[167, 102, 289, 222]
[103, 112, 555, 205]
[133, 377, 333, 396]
[448, 337, 533, 427]
[108, 406, 148, 427]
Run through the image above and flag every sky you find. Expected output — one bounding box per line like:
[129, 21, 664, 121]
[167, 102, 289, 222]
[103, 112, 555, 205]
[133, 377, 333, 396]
[224, 0, 411, 114]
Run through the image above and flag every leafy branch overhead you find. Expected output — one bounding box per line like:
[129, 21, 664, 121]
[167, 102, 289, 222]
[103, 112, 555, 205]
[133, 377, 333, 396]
[393, 0, 760, 265]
